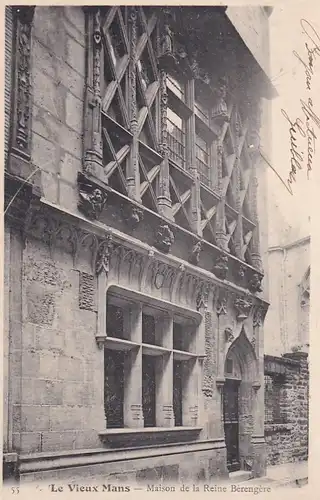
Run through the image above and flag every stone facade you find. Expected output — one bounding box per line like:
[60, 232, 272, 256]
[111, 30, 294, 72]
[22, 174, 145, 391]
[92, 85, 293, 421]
[4, 6, 274, 482]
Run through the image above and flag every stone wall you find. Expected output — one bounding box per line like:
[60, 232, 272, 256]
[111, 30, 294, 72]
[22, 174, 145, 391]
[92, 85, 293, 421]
[265, 238, 310, 355]
[264, 352, 309, 465]
[31, 6, 85, 211]
[11, 237, 105, 455]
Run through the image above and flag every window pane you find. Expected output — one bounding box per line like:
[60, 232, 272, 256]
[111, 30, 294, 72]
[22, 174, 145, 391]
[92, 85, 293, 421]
[167, 108, 185, 168]
[142, 313, 156, 344]
[107, 304, 124, 338]
[173, 322, 184, 351]
[104, 349, 124, 428]
[195, 101, 209, 124]
[167, 108, 183, 131]
[196, 135, 210, 186]
[173, 361, 183, 426]
[167, 75, 185, 101]
[142, 355, 156, 427]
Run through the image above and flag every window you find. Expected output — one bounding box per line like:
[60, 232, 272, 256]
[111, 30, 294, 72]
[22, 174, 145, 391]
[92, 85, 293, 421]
[196, 134, 210, 186]
[167, 75, 185, 101]
[104, 289, 201, 430]
[195, 100, 209, 125]
[167, 108, 186, 169]
[142, 354, 156, 427]
[104, 349, 125, 428]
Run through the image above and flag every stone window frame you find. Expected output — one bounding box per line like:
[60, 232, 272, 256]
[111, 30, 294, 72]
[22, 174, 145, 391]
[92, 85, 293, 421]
[101, 285, 203, 438]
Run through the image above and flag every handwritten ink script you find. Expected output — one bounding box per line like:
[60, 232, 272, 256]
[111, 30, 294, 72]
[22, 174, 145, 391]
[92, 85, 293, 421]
[281, 19, 320, 194]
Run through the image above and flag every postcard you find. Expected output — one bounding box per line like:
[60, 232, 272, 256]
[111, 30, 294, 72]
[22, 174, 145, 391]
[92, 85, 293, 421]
[2, 1, 318, 499]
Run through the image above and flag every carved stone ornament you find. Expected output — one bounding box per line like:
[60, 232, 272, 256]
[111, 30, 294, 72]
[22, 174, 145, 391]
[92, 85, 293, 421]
[153, 262, 175, 291]
[253, 305, 266, 328]
[154, 222, 175, 253]
[196, 283, 210, 311]
[224, 327, 234, 343]
[78, 175, 108, 220]
[248, 273, 263, 293]
[238, 264, 246, 280]
[189, 240, 202, 266]
[216, 292, 228, 316]
[212, 253, 229, 280]
[122, 204, 143, 229]
[211, 77, 229, 126]
[234, 295, 253, 321]
[12, 6, 36, 156]
[161, 23, 174, 56]
[95, 235, 113, 276]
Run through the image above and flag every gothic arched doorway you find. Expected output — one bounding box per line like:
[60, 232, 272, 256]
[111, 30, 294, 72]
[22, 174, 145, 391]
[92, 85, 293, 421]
[223, 329, 259, 473]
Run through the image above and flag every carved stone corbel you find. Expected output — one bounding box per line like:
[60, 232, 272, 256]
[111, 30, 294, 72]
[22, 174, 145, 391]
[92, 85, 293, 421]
[121, 203, 143, 229]
[154, 222, 174, 253]
[189, 240, 202, 266]
[238, 264, 246, 279]
[248, 272, 263, 294]
[77, 173, 108, 220]
[212, 253, 229, 280]
[234, 295, 253, 321]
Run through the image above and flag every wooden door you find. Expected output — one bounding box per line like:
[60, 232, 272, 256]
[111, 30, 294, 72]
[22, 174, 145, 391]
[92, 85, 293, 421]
[223, 379, 240, 472]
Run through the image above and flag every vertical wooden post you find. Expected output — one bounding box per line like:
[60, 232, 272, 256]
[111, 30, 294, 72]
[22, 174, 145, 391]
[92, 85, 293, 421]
[215, 144, 228, 251]
[83, 8, 104, 178]
[233, 109, 244, 259]
[157, 67, 173, 219]
[186, 79, 201, 236]
[127, 7, 141, 201]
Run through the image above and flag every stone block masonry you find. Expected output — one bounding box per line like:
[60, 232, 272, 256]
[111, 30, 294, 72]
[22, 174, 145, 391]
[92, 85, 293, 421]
[31, 6, 85, 211]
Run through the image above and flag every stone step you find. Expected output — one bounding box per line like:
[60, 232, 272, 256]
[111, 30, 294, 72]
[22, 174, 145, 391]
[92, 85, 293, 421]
[229, 470, 253, 483]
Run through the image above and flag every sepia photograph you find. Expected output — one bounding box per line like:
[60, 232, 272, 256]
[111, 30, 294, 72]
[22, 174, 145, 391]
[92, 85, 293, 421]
[3, 2, 317, 494]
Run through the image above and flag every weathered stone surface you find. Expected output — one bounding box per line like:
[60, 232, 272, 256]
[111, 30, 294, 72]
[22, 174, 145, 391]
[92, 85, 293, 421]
[26, 285, 55, 325]
[265, 355, 309, 465]
[79, 272, 96, 311]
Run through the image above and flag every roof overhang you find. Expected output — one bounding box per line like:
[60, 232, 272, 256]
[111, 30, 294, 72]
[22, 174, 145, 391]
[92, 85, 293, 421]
[226, 5, 278, 99]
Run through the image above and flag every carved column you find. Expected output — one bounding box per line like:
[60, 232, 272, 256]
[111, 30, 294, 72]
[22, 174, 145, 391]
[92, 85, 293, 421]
[233, 110, 244, 259]
[250, 172, 263, 272]
[8, 6, 36, 178]
[123, 304, 144, 427]
[127, 7, 141, 201]
[215, 145, 228, 251]
[187, 78, 201, 236]
[83, 8, 103, 179]
[157, 68, 173, 219]
[248, 98, 263, 272]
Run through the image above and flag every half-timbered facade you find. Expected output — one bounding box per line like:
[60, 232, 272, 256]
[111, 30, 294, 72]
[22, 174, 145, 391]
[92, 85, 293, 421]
[4, 6, 275, 482]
